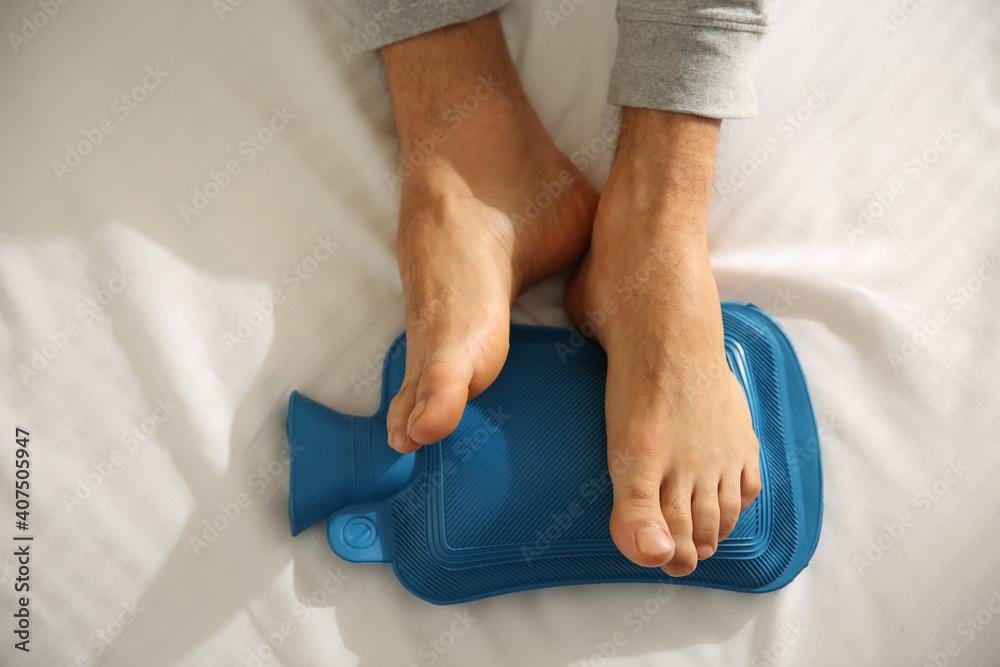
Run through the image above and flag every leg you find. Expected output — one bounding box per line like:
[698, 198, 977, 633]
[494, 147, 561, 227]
[382, 13, 598, 453]
[566, 108, 760, 575]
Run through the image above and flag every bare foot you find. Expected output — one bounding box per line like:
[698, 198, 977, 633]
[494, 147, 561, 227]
[565, 108, 760, 576]
[381, 13, 598, 453]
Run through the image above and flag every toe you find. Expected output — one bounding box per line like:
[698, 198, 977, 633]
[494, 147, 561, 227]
[406, 353, 476, 446]
[691, 484, 721, 560]
[608, 464, 675, 568]
[660, 488, 698, 577]
[718, 473, 743, 541]
[387, 375, 422, 454]
[741, 462, 762, 511]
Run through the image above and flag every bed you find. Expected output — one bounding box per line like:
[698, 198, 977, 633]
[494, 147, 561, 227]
[2, 0, 999, 664]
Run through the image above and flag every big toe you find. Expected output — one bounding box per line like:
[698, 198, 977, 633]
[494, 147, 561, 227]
[389, 324, 510, 451]
[405, 356, 475, 446]
[608, 471, 676, 568]
[387, 348, 475, 452]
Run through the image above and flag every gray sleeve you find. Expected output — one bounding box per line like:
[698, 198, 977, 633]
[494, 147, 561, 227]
[335, 0, 508, 52]
[609, 0, 778, 118]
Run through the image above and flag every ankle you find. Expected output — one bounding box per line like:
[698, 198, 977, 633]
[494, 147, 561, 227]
[381, 13, 530, 141]
[601, 107, 721, 238]
[616, 107, 721, 175]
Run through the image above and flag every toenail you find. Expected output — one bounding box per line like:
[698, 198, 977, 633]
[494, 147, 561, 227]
[406, 400, 427, 436]
[635, 526, 673, 559]
[391, 433, 408, 452]
[697, 544, 716, 560]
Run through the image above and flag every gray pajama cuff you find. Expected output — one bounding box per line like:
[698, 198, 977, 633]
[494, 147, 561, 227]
[610, 1, 775, 118]
[340, 0, 509, 52]
[338, 0, 775, 119]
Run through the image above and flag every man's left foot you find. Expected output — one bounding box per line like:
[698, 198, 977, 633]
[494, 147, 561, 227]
[565, 108, 761, 576]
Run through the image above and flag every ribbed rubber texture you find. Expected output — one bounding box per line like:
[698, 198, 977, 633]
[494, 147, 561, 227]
[377, 303, 821, 603]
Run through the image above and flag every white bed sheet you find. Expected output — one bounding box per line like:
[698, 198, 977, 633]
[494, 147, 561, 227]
[2, 0, 999, 665]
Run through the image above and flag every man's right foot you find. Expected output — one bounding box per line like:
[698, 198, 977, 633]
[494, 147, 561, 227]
[380, 13, 598, 453]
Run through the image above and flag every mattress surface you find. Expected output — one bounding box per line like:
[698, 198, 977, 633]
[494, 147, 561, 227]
[1, 0, 999, 665]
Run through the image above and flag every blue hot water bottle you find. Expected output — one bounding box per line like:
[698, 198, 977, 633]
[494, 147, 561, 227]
[287, 302, 822, 604]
